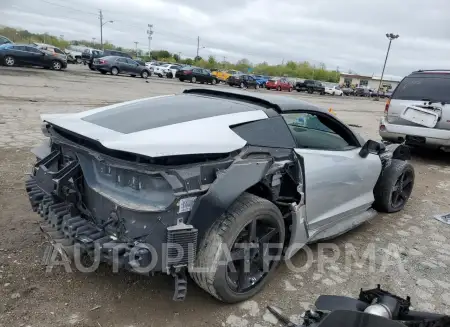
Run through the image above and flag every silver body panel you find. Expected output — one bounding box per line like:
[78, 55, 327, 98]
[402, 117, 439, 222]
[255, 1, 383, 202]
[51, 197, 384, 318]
[292, 148, 382, 247]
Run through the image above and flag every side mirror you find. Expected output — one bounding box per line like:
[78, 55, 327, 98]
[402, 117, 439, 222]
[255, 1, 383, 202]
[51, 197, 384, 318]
[359, 140, 384, 158]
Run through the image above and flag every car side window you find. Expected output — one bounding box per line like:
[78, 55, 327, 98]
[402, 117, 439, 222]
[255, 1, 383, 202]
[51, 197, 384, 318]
[282, 112, 357, 151]
[116, 58, 127, 63]
[126, 59, 137, 64]
[27, 47, 42, 53]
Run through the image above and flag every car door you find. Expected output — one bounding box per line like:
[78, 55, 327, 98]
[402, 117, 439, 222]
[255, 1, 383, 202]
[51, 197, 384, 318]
[25, 46, 45, 66]
[9, 45, 29, 65]
[282, 111, 382, 234]
[126, 59, 140, 74]
[115, 57, 127, 73]
[202, 69, 212, 83]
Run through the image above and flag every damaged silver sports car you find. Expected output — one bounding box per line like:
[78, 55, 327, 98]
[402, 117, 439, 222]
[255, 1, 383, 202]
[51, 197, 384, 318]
[26, 88, 414, 303]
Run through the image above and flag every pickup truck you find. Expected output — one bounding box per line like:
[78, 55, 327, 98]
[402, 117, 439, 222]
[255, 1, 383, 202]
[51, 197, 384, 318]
[295, 79, 325, 94]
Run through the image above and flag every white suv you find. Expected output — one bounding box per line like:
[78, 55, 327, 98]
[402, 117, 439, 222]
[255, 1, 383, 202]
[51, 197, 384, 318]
[379, 70, 450, 151]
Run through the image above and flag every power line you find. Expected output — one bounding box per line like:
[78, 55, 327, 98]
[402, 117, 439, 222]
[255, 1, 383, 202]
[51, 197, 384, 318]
[35, 0, 97, 16]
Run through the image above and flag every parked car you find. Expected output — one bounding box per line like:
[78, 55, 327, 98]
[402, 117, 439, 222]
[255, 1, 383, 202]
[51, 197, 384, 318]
[384, 90, 393, 98]
[0, 35, 13, 45]
[227, 74, 258, 89]
[153, 63, 181, 78]
[216, 69, 241, 82]
[379, 69, 450, 150]
[32, 43, 67, 63]
[266, 77, 293, 91]
[176, 67, 218, 84]
[82, 49, 132, 70]
[252, 75, 270, 87]
[92, 56, 151, 78]
[324, 84, 344, 96]
[0, 43, 67, 70]
[341, 87, 355, 96]
[27, 88, 414, 303]
[354, 87, 374, 97]
[295, 80, 325, 94]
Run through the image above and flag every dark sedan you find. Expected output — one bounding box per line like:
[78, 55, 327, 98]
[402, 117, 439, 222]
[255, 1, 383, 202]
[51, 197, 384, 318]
[228, 74, 258, 89]
[175, 67, 218, 84]
[0, 43, 67, 70]
[93, 56, 151, 78]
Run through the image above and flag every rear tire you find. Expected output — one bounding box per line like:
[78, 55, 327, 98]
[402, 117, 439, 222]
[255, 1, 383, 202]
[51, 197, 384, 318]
[373, 159, 415, 213]
[191, 76, 197, 83]
[100, 71, 107, 75]
[191, 193, 285, 303]
[52, 60, 62, 71]
[111, 67, 119, 76]
[141, 70, 149, 79]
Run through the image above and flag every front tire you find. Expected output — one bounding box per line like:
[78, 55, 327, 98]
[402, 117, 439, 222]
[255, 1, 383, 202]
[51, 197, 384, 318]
[191, 193, 285, 303]
[277, 86, 281, 91]
[191, 76, 197, 83]
[373, 159, 415, 213]
[141, 70, 149, 79]
[4, 56, 15, 66]
[212, 78, 217, 85]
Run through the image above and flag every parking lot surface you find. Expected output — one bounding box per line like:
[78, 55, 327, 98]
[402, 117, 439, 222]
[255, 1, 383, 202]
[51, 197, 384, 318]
[1, 65, 450, 327]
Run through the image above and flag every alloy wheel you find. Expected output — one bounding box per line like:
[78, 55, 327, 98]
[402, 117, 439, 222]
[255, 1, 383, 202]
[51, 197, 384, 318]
[391, 170, 414, 209]
[225, 217, 282, 294]
[5, 56, 14, 66]
[53, 61, 61, 70]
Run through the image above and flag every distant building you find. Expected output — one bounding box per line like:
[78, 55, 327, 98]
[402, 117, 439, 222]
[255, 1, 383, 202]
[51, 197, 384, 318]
[339, 73, 403, 90]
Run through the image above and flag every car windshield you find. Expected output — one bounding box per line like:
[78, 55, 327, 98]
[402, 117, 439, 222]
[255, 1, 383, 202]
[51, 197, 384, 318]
[392, 74, 450, 103]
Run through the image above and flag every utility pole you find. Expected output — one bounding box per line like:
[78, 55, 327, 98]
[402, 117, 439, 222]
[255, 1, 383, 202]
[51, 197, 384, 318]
[134, 41, 139, 57]
[99, 9, 103, 48]
[99, 9, 113, 50]
[335, 66, 339, 82]
[196, 36, 200, 59]
[147, 24, 153, 58]
[377, 33, 399, 98]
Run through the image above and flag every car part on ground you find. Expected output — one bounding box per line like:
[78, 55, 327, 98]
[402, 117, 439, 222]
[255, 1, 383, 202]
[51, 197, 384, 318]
[433, 212, 450, 225]
[25, 88, 414, 303]
[379, 70, 450, 150]
[267, 285, 449, 327]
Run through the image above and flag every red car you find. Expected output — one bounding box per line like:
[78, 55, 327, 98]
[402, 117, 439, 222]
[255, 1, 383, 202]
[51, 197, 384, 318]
[265, 77, 293, 92]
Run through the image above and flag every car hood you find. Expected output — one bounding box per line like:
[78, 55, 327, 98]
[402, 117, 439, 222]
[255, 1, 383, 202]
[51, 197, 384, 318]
[41, 96, 268, 158]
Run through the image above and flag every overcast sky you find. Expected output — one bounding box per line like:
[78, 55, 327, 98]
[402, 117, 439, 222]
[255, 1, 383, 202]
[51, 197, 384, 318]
[2, 0, 450, 76]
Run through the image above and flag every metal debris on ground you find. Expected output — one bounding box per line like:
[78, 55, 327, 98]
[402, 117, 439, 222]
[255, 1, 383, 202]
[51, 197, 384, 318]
[433, 212, 450, 225]
[348, 124, 362, 128]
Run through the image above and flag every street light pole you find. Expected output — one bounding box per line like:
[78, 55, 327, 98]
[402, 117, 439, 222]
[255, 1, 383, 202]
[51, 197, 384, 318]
[377, 33, 399, 97]
[99, 9, 113, 50]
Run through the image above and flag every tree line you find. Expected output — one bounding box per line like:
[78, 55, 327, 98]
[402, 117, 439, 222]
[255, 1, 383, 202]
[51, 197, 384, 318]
[1, 26, 341, 82]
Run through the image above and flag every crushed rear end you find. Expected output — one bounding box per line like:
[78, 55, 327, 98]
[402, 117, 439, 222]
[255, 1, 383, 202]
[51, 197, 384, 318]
[25, 123, 234, 300]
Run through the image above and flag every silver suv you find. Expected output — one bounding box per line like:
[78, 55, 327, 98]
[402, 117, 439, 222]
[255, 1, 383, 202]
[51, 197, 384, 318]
[379, 70, 450, 151]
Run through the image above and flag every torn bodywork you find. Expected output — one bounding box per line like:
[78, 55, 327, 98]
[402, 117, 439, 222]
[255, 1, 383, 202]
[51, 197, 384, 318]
[26, 124, 300, 301]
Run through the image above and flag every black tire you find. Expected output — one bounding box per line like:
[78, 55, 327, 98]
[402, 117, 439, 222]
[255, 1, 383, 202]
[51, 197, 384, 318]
[100, 71, 107, 75]
[191, 193, 285, 303]
[4, 55, 15, 67]
[130, 74, 136, 77]
[52, 60, 62, 71]
[191, 76, 197, 83]
[179, 78, 184, 82]
[373, 159, 415, 213]
[141, 70, 149, 79]
[211, 79, 217, 85]
[111, 66, 119, 76]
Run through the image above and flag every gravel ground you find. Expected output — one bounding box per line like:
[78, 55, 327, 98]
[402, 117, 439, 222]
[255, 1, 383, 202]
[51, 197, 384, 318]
[0, 65, 449, 327]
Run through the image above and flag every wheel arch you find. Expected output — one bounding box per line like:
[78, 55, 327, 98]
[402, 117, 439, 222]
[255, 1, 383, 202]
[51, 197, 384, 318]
[187, 158, 273, 242]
